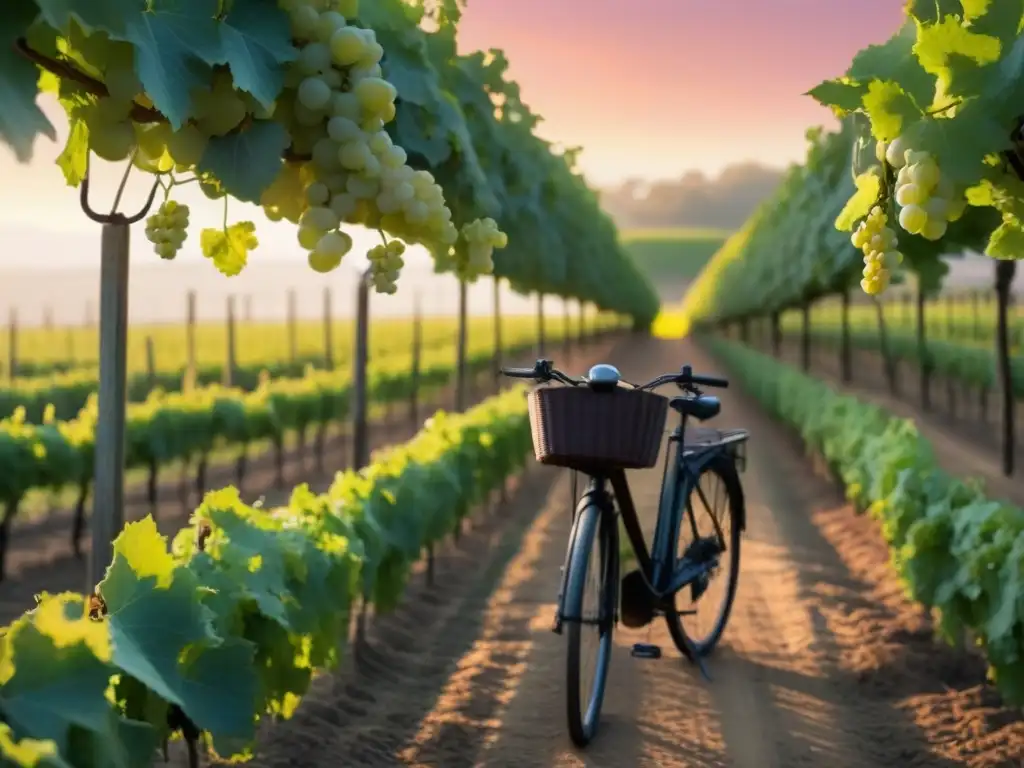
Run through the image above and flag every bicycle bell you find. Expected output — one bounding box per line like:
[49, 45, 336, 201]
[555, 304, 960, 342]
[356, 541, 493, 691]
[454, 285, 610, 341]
[587, 363, 621, 391]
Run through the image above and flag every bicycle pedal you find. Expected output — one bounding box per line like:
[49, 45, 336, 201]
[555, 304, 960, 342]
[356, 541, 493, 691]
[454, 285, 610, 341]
[631, 643, 662, 659]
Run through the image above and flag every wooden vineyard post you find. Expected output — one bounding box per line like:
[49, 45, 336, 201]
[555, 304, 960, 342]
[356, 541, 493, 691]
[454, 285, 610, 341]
[185, 290, 197, 388]
[563, 296, 571, 357]
[224, 296, 237, 387]
[322, 287, 333, 369]
[972, 289, 982, 340]
[410, 294, 421, 427]
[456, 280, 468, 412]
[916, 289, 930, 411]
[840, 290, 852, 383]
[88, 223, 131, 591]
[800, 303, 811, 372]
[493, 276, 503, 392]
[537, 292, 545, 357]
[946, 292, 956, 415]
[145, 336, 156, 392]
[770, 311, 781, 357]
[873, 297, 898, 395]
[946, 292, 955, 340]
[6, 309, 16, 380]
[995, 260, 1016, 476]
[352, 268, 372, 647]
[352, 268, 371, 471]
[287, 288, 298, 364]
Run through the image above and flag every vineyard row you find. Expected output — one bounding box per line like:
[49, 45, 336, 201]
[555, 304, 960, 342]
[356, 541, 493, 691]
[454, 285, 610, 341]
[0, 384, 536, 766]
[703, 336, 1024, 709]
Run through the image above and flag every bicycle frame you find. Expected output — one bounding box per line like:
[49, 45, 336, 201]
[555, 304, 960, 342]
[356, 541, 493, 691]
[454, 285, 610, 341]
[551, 407, 743, 633]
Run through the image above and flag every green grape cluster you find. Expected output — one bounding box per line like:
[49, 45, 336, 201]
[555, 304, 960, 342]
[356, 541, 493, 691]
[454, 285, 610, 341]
[456, 218, 508, 279]
[878, 137, 967, 241]
[145, 200, 190, 259]
[259, 0, 458, 283]
[367, 240, 405, 293]
[851, 206, 902, 295]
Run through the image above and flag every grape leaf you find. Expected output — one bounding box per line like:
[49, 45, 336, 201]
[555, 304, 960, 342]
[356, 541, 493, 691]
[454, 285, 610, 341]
[216, 0, 296, 109]
[962, 0, 1024, 46]
[200, 222, 258, 276]
[901, 104, 1009, 184]
[0, 593, 157, 765]
[913, 16, 1001, 98]
[905, 0, 963, 24]
[847, 21, 936, 110]
[806, 79, 867, 115]
[197, 120, 289, 203]
[0, 724, 69, 768]
[123, 0, 223, 128]
[834, 171, 880, 231]
[862, 80, 920, 140]
[0, 1, 58, 162]
[393, 103, 451, 167]
[986, 218, 1024, 259]
[56, 118, 89, 187]
[32, 0, 140, 37]
[98, 517, 258, 744]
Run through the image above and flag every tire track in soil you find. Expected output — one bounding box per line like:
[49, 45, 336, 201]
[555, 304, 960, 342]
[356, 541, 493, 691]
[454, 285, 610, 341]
[210, 336, 1021, 766]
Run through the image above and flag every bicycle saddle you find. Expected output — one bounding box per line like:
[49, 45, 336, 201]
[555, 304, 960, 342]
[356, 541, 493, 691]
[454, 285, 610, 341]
[669, 395, 720, 421]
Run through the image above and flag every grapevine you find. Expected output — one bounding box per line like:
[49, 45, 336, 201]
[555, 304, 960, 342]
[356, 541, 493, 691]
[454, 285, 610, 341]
[0, 0, 659, 321]
[808, 1, 1024, 298]
[0, 386, 537, 766]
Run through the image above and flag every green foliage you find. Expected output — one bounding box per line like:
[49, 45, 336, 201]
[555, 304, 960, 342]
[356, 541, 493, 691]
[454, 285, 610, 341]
[705, 336, 1024, 706]
[809, 3, 1024, 263]
[675, 126, 862, 326]
[0, 386, 534, 764]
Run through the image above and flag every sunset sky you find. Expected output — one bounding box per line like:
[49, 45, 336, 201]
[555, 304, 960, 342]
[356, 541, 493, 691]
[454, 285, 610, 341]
[0, 0, 908, 316]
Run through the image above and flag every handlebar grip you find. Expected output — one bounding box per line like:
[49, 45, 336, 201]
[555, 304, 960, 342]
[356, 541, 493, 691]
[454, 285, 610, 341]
[501, 367, 537, 378]
[692, 374, 728, 388]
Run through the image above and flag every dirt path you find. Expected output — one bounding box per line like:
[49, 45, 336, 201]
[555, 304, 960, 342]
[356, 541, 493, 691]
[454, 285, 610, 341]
[228, 336, 1022, 767]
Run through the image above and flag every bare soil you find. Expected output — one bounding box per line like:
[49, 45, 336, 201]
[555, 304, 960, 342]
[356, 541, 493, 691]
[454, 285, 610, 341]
[195, 336, 1023, 767]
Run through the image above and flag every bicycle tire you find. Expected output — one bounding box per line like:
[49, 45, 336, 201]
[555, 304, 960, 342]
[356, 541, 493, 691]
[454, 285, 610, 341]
[565, 500, 618, 747]
[665, 453, 743, 659]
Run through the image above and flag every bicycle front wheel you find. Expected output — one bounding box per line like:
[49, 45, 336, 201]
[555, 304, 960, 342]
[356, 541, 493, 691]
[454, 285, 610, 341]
[564, 500, 618, 747]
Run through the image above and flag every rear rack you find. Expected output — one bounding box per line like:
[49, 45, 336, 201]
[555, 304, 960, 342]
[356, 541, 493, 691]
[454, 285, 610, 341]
[683, 427, 749, 472]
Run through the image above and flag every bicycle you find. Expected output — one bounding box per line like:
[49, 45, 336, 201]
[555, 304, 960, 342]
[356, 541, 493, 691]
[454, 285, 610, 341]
[502, 358, 748, 747]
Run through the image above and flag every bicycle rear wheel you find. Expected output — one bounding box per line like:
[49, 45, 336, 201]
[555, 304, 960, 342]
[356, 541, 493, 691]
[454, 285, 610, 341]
[665, 454, 743, 658]
[565, 499, 618, 747]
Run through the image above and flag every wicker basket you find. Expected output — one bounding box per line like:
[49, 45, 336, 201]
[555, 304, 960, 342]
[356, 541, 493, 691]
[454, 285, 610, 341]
[526, 386, 668, 471]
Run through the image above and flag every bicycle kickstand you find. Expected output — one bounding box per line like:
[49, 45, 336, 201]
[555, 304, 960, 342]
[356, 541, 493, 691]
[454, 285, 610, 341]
[683, 632, 713, 682]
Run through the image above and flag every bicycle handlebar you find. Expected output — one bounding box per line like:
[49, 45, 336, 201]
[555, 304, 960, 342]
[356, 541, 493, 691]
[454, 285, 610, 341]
[499, 360, 728, 391]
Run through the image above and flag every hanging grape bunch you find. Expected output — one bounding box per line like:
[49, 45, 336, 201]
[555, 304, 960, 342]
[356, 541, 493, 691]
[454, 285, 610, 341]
[849, 136, 969, 296]
[253, 0, 509, 287]
[25, 0, 506, 292]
